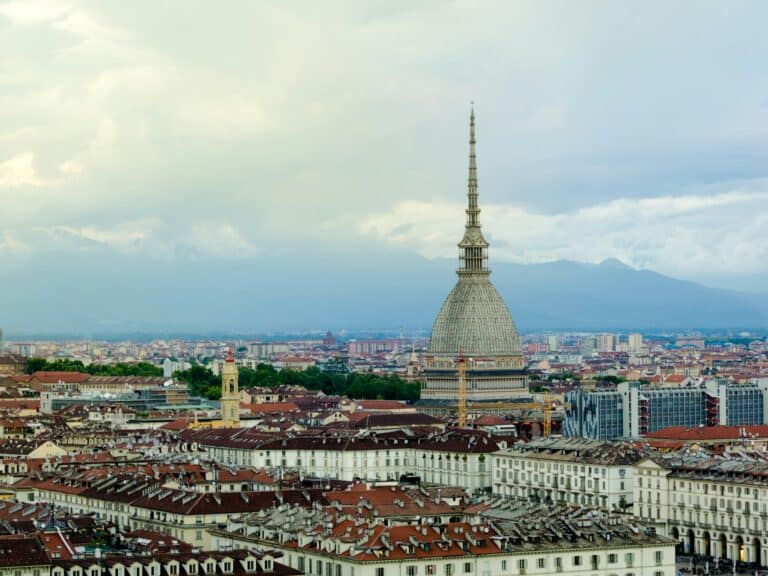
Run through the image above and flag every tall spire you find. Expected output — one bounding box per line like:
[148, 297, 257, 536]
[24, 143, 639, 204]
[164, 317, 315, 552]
[458, 105, 489, 276]
[467, 103, 479, 228]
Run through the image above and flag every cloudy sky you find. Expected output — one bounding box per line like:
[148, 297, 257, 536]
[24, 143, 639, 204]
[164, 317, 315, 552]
[2, 0, 768, 306]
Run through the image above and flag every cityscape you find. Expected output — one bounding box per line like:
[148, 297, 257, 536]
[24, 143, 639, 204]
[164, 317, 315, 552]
[3, 3, 768, 576]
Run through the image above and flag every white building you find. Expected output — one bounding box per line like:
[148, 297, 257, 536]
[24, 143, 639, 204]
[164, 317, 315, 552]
[214, 504, 676, 576]
[629, 334, 644, 352]
[634, 455, 768, 568]
[187, 429, 502, 493]
[163, 358, 191, 377]
[491, 438, 643, 511]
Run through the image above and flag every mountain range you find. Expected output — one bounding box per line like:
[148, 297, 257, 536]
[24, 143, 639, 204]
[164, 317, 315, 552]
[1, 250, 766, 336]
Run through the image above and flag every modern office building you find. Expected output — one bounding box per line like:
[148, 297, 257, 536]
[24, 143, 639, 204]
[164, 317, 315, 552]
[421, 109, 527, 402]
[564, 381, 768, 439]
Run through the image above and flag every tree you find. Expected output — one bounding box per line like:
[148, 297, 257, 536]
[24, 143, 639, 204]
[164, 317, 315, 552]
[174, 365, 221, 400]
[26, 358, 163, 377]
[26, 358, 47, 374]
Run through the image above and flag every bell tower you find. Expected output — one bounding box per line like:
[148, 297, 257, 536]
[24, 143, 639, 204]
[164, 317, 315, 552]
[220, 348, 240, 427]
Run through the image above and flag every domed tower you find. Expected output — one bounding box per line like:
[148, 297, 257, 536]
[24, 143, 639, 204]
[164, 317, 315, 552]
[422, 108, 527, 402]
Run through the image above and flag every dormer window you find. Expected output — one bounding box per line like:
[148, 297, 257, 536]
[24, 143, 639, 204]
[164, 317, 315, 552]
[206, 563, 216, 574]
[188, 565, 198, 575]
[222, 562, 232, 574]
[245, 561, 255, 572]
[262, 560, 272, 572]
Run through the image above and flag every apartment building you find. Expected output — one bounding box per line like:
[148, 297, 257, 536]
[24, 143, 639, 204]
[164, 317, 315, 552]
[490, 438, 645, 511]
[212, 503, 676, 576]
[633, 455, 768, 568]
[50, 550, 297, 576]
[13, 475, 321, 549]
[183, 429, 503, 493]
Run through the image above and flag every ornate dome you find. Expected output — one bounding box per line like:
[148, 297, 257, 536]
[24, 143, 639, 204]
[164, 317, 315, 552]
[428, 276, 522, 357]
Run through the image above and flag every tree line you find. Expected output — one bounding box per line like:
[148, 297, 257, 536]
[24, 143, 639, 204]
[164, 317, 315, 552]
[26, 358, 163, 377]
[173, 363, 421, 402]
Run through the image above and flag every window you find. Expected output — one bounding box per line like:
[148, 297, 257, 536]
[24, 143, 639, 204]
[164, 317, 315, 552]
[654, 551, 663, 565]
[426, 567, 435, 576]
[572, 556, 582, 566]
[625, 553, 634, 567]
[463, 564, 471, 574]
[500, 561, 507, 572]
[376, 569, 385, 576]
[444, 566, 453, 576]
[407, 567, 417, 576]
[554, 558, 562, 573]
[608, 554, 617, 564]
[517, 559, 526, 570]
[536, 558, 545, 569]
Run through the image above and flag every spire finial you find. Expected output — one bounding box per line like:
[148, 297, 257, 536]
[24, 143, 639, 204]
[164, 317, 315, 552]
[458, 105, 489, 276]
[467, 104, 478, 225]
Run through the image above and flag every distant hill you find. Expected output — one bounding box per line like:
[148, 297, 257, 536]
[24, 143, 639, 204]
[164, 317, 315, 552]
[490, 258, 768, 331]
[1, 250, 766, 334]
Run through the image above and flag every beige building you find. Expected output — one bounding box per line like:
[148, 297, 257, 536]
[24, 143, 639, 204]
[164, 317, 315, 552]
[634, 455, 768, 568]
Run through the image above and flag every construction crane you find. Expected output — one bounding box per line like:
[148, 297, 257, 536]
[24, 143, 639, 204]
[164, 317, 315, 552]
[454, 355, 553, 434]
[457, 353, 467, 428]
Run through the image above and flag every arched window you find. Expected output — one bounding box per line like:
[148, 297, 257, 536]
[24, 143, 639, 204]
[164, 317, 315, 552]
[229, 379, 235, 393]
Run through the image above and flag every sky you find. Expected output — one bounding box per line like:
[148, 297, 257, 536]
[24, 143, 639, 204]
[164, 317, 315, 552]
[2, 0, 768, 331]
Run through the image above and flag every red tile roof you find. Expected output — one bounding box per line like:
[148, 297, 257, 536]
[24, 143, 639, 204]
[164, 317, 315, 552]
[31, 371, 90, 384]
[646, 425, 768, 441]
[356, 400, 406, 410]
[249, 402, 299, 414]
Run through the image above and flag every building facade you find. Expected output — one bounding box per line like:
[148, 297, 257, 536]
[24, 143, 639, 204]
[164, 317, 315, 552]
[213, 506, 676, 576]
[564, 381, 768, 439]
[634, 456, 768, 568]
[184, 429, 502, 493]
[490, 438, 643, 511]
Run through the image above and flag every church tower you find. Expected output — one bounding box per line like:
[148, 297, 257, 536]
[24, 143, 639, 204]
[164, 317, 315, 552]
[220, 348, 240, 427]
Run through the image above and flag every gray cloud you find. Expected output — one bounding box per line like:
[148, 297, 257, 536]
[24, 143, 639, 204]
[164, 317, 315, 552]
[1, 0, 768, 300]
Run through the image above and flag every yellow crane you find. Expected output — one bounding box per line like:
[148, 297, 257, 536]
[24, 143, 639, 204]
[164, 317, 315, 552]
[454, 355, 553, 435]
[457, 353, 467, 428]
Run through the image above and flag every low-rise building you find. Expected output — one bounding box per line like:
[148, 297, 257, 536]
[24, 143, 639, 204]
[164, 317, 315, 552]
[634, 454, 768, 568]
[491, 438, 645, 511]
[183, 429, 503, 493]
[213, 503, 675, 576]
